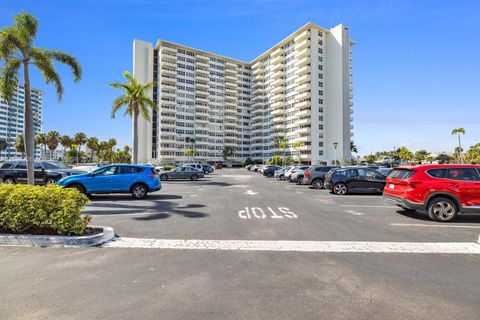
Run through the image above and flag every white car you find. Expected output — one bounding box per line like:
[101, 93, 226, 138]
[285, 165, 309, 181]
[185, 163, 203, 171]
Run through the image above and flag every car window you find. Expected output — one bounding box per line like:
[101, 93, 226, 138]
[322, 167, 332, 172]
[333, 169, 347, 176]
[445, 168, 480, 181]
[426, 169, 447, 179]
[389, 169, 416, 179]
[358, 169, 376, 177]
[120, 166, 144, 174]
[347, 169, 358, 177]
[43, 162, 58, 170]
[15, 162, 26, 169]
[1, 162, 13, 169]
[94, 166, 117, 176]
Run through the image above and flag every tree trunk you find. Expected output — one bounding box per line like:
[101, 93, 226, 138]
[458, 135, 463, 164]
[133, 112, 139, 164]
[23, 62, 35, 185]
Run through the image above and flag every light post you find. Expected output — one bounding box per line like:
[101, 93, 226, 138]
[333, 142, 338, 165]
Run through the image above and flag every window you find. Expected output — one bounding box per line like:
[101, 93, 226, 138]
[94, 166, 117, 176]
[445, 168, 480, 181]
[426, 169, 446, 179]
[357, 169, 377, 177]
[390, 169, 416, 179]
[120, 166, 144, 174]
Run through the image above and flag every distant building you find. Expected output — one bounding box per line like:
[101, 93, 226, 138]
[0, 85, 43, 160]
[133, 22, 354, 165]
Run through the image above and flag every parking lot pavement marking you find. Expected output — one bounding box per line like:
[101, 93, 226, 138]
[340, 205, 396, 208]
[390, 223, 480, 229]
[91, 211, 169, 217]
[190, 194, 198, 197]
[103, 238, 480, 254]
[244, 190, 258, 195]
[296, 191, 303, 194]
[238, 207, 298, 219]
[345, 210, 364, 216]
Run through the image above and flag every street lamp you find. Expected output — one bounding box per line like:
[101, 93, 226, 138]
[333, 142, 338, 165]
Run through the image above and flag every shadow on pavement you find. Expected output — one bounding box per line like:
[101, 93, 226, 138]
[396, 210, 480, 224]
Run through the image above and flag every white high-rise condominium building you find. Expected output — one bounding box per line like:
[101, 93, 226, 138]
[134, 22, 354, 165]
[0, 85, 43, 160]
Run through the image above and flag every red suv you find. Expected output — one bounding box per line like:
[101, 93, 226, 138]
[383, 165, 480, 222]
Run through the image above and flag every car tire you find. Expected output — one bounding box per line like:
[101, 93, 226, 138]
[312, 179, 324, 189]
[131, 183, 148, 200]
[191, 174, 198, 181]
[333, 183, 348, 195]
[427, 197, 458, 222]
[160, 174, 168, 181]
[3, 177, 15, 184]
[45, 178, 57, 185]
[68, 183, 85, 194]
[296, 176, 303, 185]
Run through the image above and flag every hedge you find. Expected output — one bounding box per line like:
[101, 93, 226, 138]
[0, 184, 91, 236]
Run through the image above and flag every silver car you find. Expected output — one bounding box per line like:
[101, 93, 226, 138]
[159, 166, 204, 181]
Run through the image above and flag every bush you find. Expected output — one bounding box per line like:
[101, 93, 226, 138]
[0, 184, 91, 236]
[163, 165, 176, 171]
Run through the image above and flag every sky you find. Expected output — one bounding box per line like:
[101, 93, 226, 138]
[1, 0, 479, 156]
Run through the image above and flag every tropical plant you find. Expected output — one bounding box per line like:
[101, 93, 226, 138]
[73, 132, 87, 153]
[59, 135, 72, 159]
[86, 137, 99, 160]
[350, 141, 358, 154]
[364, 154, 376, 164]
[109, 71, 157, 164]
[414, 149, 428, 163]
[0, 139, 7, 159]
[274, 136, 288, 164]
[465, 143, 480, 164]
[46, 130, 60, 160]
[396, 147, 414, 163]
[185, 148, 199, 162]
[291, 140, 304, 164]
[266, 155, 282, 165]
[222, 146, 235, 166]
[112, 149, 131, 163]
[451, 128, 465, 163]
[0, 12, 82, 184]
[35, 133, 47, 160]
[436, 153, 453, 164]
[14, 134, 25, 157]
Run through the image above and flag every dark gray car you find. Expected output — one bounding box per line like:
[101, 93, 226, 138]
[303, 165, 338, 189]
[159, 166, 204, 181]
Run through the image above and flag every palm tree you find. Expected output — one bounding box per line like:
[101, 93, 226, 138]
[14, 134, 25, 158]
[185, 137, 196, 161]
[35, 133, 47, 160]
[109, 71, 157, 164]
[350, 141, 358, 154]
[185, 149, 199, 162]
[274, 136, 288, 165]
[46, 130, 60, 160]
[0, 12, 82, 184]
[451, 128, 465, 163]
[86, 137, 99, 161]
[0, 139, 7, 160]
[59, 135, 72, 161]
[222, 146, 235, 167]
[74, 132, 87, 154]
[292, 140, 304, 164]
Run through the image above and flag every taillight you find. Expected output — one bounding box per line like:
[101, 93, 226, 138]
[305, 169, 310, 177]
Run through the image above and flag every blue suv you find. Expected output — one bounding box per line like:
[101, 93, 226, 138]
[57, 164, 161, 199]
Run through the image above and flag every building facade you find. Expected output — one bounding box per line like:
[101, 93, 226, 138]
[0, 85, 43, 160]
[134, 22, 353, 165]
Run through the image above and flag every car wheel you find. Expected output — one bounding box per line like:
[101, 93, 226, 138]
[191, 174, 198, 181]
[3, 177, 15, 184]
[45, 178, 57, 185]
[427, 197, 458, 222]
[131, 183, 148, 200]
[160, 174, 168, 181]
[68, 183, 85, 194]
[296, 176, 303, 185]
[333, 183, 348, 195]
[312, 179, 323, 189]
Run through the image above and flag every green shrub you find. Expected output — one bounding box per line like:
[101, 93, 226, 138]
[0, 184, 91, 236]
[163, 165, 176, 171]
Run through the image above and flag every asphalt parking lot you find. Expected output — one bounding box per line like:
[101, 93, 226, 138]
[1, 168, 480, 319]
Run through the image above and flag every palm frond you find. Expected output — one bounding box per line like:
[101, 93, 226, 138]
[13, 12, 38, 48]
[0, 58, 21, 103]
[138, 103, 151, 121]
[45, 49, 82, 81]
[0, 27, 23, 59]
[108, 81, 129, 90]
[111, 95, 130, 118]
[30, 48, 64, 101]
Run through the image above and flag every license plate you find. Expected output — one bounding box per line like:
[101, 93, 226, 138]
[389, 184, 395, 189]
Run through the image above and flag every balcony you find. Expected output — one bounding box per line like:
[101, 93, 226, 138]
[226, 61, 236, 69]
[252, 61, 262, 69]
[251, 107, 263, 116]
[295, 65, 310, 76]
[270, 85, 284, 95]
[196, 60, 209, 69]
[161, 46, 176, 54]
[296, 56, 310, 68]
[297, 135, 311, 142]
[195, 96, 209, 104]
[295, 47, 309, 59]
[225, 75, 237, 82]
[295, 74, 310, 84]
[294, 29, 310, 43]
[196, 54, 209, 61]
[296, 126, 310, 134]
[195, 117, 209, 124]
[270, 47, 283, 58]
[195, 82, 209, 90]
[296, 91, 311, 100]
[297, 109, 311, 117]
[297, 100, 310, 110]
[196, 75, 209, 84]
[160, 91, 176, 99]
[271, 70, 283, 79]
[295, 39, 310, 52]
[270, 63, 283, 73]
[297, 117, 310, 125]
[225, 68, 236, 75]
[225, 88, 237, 95]
[271, 93, 285, 103]
[254, 74, 263, 82]
[162, 61, 177, 69]
[252, 88, 263, 96]
[195, 68, 209, 76]
[271, 101, 285, 109]
[252, 81, 264, 89]
[271, 107, 284, 116]
[161, 53, 176, 62]
[160, 69, 176, 77]
[225, 81, 237, 89]
[296, 83, 310, 93]
[270, 55, 283, 65]
[196, 104, 209, 111]
[251, 95, 264, 103]
[252, 67, 263, 76]
[195, 90, 208, 97]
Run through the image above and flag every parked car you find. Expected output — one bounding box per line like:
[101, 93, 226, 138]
[303, 165, 338, 188]
[185, 163, 203, 171]
[56, 164, 161, 199]
[383, 165, 480, 222]
[201, 164, 214, 174]
[245, 164, 253, 170]
[0, 161, 86, 185]
[324, 167, 386, 195]
[251, 164, 263, 172]
[285, 165, 309, 182]
[263, 165, 282, 177]
[159, 166, 204, 181]
[377, 167, 393, 177]
[290, 167, 308, 184]
[213, 163, 222, 169]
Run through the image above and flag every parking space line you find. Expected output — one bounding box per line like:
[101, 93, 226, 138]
[90, 211, 169, 217]
[340, 205, 396, 208]
[103, 238, 480, 254]
[390, 223, 480, 229]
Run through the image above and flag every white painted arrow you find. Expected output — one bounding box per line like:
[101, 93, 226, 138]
[244, 190, 258, 195]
